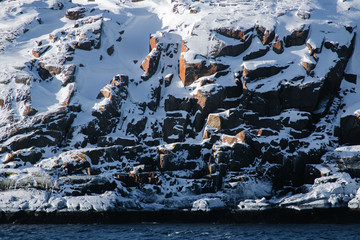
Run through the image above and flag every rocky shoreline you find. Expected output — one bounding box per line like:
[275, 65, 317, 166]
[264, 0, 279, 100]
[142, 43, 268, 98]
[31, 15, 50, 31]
[1, 208, 360, 224]
[1, 0, 360, 223]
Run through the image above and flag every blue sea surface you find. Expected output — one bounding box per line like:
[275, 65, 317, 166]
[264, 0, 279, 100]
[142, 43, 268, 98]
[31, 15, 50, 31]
[1, 223, 360, 240]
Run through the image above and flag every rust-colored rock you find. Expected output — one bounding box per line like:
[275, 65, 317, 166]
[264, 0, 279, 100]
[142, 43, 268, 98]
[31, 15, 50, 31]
[215, 28, 251, 40]
[256, 26, 275, 45]
[284, 25, 309, 47]
[181, 40, 188, 53]
[32, 46, 50, 58]
[141, 48, 161, 79]
[272, 37, 284, 54]
[235, 131, 245, 143]
[22, 105, 37, 118]
[179, 55, 228, 86]
[221, 134, 239, 145]
[301, 61, 316, 74]
[149, 35, 159, 51]
[207, 114, 223, 130]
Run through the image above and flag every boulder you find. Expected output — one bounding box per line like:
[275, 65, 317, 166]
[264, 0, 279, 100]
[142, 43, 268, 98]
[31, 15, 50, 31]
[215, 27, 253, 40]
[97, 136, 136, 147]
[243, 64, 288, 82]
[59, 175, 116, 195]
[159, 153, 185, 171]
[283, 25, 309, 47]
[76, 39, 92, 50]
[193, 84, 225, 115]
[65, 7, 86, 20]
[61, 64, 76, 86]
[221, 134, 240, 145]
[256, 26, 275, 45]
[107, 45, 114, 56]
[280, 80, 322, 112]
[241, 89, 282, 116]
[272, 37, 284, 54]
[141, 48, 161, 79]
[164, 95, 193, 112]
[301, 61, 316, 75]
[3, 148, 42, 164]
[232, 142, 256, 168]
[243, 46, 270, 60]
[211, 33, 252, 58]
[340, 114, 360, 145]
[281, 110, 312, 131]
[126, 117, 148, 137]
[179, 55, 229, 86]
[32, 46, 50, 58]
[162, 112, 190, 143]
[7, 130, 63, 151]
[164, 73, 174, 87]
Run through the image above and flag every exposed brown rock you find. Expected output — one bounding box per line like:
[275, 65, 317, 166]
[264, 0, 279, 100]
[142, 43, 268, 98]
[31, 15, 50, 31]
[179, 55, 228, 86]
[77, 39, 92, 50]
[243, 46, 269, 60]
[256, 26, 275, 45]
[301, 61, 316, 74]
[61, 64, 76, 86]
[235, 131, 245, 144]
[141, 48, 161, 79]
[243, 64, 288, 82]
[284, 25, 309, 47]
[32, 46, 50, 58]
[272, 37, 284, 54]
[207, 114, 224, 130]
[65, 7, 86, 20]
[213, 34, 252, 58]
[22, 105, 37, 118]
[193, 85, 225, 113]
[164, 73, 174, 87]
[215, 28, 252, 40]
[39, 62, 62, 75]
[221, 134, 239, 145]
[149, 35, 160, 51]
[181, 40, 189, 53]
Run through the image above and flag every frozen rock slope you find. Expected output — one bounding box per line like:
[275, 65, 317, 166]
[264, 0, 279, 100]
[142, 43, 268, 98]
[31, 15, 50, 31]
[0, 0, 360, 214]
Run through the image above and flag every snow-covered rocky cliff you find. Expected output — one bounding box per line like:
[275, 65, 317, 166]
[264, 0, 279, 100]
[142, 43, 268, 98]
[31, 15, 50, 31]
[1, 0, 360, 218]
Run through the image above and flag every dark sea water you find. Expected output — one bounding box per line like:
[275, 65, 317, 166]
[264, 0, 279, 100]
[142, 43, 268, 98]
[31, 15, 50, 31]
[1, 223, 360, 240]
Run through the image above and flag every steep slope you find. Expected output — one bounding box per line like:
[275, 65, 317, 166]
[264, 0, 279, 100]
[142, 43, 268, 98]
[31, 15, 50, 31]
[0, 0, 360, 215]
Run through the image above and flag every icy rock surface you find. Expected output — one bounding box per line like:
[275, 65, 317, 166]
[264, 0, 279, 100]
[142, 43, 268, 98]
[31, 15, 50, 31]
[0, 0, 360, 212]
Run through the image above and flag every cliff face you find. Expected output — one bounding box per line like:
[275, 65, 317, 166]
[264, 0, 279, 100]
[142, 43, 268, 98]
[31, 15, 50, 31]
[0, 0, 360, 213]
